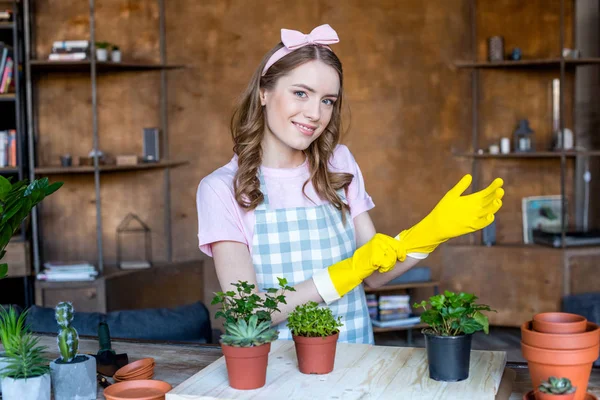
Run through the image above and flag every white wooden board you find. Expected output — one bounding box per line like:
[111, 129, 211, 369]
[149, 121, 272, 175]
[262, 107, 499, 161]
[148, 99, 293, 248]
[166, 340, 507, 400]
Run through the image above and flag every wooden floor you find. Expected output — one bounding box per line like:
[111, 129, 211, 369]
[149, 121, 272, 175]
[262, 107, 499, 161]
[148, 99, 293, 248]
[374, 326, 526, 363]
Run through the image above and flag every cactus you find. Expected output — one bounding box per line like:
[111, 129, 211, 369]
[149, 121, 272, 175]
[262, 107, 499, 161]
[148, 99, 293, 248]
[220, 315, 279, 347]
[538, 377, 576, 395]
[55, 301, 79, 362]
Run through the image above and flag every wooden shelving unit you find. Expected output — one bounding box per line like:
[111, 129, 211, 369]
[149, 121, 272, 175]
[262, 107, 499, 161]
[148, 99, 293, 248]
[29, 60, 185, 73]
[454, 57, 600, 69]
[34, 160, 188, 175]
[452, 150, 600, 159]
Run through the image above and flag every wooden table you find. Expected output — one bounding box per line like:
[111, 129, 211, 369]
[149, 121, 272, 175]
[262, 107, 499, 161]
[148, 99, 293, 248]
[31, 335, 600, 400]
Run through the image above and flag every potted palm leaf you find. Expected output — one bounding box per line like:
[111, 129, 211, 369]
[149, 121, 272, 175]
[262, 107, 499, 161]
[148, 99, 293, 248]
[0, 306, 28, 394]
[50, 302, 96, 400]
[211, 278, 294, 390]
[414, 290, 496, 382]
[0, 332, 50, 400]
[287, 301, 343, 375]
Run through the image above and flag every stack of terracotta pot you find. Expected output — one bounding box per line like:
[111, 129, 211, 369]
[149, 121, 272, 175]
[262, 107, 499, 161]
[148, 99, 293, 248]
[521, 312, 599, 400]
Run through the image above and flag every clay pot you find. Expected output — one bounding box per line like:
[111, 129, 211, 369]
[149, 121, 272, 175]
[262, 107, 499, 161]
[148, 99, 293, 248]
[292, 332, 339, 375]
[521, 321, 600, 350]
[523, 390, 598, 400]
[533, 313, 587, 334]
[521, 342, 599, 400]
[221, 342, 271, 390]
[535, 391, 575, 400]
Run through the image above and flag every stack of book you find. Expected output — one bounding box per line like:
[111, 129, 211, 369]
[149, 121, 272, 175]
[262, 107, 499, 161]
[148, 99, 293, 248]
[36, 261, 98, 282]
[0, 42, 14, 94]
[48, 40, 89, 61]
[0, 129, 16, 167]
[366, 293, 378, 319]
[371, 294, 421, 328]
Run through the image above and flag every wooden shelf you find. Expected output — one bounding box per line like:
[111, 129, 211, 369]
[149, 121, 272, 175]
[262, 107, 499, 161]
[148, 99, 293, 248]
[0, 93, 15, 101]
[454, 58, 600, 69]
[453, 150, 600, 159]
[34, 160, 188, 175]
[0, 167, 19, 174]
[372, 322, 427, 333]
[29, 60, 185, 73]
[365, 281, 439, 293]
[0, 22, 14, 30]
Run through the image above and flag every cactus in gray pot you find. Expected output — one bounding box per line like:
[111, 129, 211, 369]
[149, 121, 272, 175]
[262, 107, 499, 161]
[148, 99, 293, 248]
[55, 302, 79, 363]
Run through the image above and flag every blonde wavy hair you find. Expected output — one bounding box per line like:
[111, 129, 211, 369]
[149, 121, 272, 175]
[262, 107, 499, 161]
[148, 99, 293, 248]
[230, 43, 353, 220]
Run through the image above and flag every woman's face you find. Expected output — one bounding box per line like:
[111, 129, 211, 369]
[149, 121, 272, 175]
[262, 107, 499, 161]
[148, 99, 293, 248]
[260, 60, 340, 152]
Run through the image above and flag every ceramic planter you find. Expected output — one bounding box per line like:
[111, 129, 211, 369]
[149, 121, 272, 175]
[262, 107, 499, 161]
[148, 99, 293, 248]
[521, 321, 599, 350]
[292, 332, 339, 374]
[536, 391, 576, 400]
[424, 331, 472, 382]
[0, 353, 10, 393]
[532, 313, 587, 334]
[50, 354, 97, 400]
[221, 342, 271, 390]
[521, 341, 599, 400]
[0, 372, 51, 400]
[111, 50, 121, 62]
[96, 48, 108, 62]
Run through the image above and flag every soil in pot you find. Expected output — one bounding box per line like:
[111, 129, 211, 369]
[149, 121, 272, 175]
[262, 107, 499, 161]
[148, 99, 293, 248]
[521, 321, 599, 350]
[221, 342, 271, 390]
[532, 313, 587, 334]
[293, 332, 339, 374]
[521, 342, 599, 400]
[424, 331, 472, 382]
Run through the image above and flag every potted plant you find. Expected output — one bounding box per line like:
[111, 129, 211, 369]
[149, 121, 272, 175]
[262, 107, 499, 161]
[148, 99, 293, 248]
[537, 377, 577, 400]
[49, 302, 96, 400]
[286, 301, 343, 375]
[0, 176, 62, 279]
[0, 306, 28, 393]
[211, 278, 294, 390]
[0, 332, 50, 400]
[111, 45, 121, 62]
[95, 41, 110, 61]
[414, 290, 496, 382]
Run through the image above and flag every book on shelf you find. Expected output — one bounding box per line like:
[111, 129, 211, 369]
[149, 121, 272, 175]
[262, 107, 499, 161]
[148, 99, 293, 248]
[49, 40, 90, 61]
[0, 130, 17, 167]
[37, 261, 98, 282]
[0, 43, 14, 94]
[371, 314, 422, 328]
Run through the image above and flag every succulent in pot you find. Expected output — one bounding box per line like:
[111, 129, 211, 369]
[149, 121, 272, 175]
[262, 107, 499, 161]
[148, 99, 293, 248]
[49, 302, 97, 400]
[537, 376, 576, 400]
[414, 290, 495, 382]
[211, 278, 294, 390]
[287, 301, 343, 374]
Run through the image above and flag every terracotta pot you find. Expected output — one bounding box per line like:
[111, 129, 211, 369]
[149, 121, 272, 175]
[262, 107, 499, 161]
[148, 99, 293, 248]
[521, 341, 599, 400]
[533, 313, 587, 334]
[521, 321, 600, 350]
[523, 390, 598, 400]
[221, 342, 271, 390]
[292, 332, 339, 375]
[535, 391, 576, 400]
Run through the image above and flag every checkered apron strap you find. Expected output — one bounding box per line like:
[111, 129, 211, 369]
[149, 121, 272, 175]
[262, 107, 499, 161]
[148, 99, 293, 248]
[251, 172, 373, 344]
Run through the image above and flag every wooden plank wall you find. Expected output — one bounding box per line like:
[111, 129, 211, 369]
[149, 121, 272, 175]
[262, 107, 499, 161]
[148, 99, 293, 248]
[32, 1, 586, 317]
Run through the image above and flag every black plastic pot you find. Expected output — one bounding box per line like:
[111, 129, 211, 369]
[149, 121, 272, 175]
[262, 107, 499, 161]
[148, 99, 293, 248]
[424, 331, 473, 382]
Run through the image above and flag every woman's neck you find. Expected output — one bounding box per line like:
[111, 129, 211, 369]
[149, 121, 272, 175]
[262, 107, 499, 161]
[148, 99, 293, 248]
[261, 132, 306, 169]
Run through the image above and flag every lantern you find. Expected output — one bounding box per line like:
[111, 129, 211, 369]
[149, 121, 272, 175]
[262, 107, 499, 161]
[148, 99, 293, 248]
[116, 213, 152, 270]
[514, 119, 534, 152]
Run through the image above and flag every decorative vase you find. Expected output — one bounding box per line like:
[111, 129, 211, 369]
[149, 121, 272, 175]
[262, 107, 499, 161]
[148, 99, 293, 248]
[96, 48, 108, 62]
[111, 50, 121, 63]
[0, 372, 51, 400]
[532, 313, 587, 334]
[292, 332, 339, 375]
[50, 354, 97, 400]
[221, 342, 271, 390]
[424, 331, 472, 382]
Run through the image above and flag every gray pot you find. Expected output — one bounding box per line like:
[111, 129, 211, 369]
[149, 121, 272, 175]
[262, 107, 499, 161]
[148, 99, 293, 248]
[50, 354, 97, 400]
[1, 372, 51, 400]
[0, 353, 10, 393]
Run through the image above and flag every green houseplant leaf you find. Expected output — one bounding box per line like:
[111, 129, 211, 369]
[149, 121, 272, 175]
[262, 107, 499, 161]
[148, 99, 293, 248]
[286, 301, 343, 338]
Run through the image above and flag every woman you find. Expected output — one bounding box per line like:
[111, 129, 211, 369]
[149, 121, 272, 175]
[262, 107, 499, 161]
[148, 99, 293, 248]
[196, 24, 504, 344]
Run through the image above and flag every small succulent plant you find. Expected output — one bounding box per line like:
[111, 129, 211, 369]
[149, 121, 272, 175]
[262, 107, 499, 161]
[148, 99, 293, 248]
[538, 377, 576, 395]
[55, 302, 79, 362]
[220, 315, 279, 347]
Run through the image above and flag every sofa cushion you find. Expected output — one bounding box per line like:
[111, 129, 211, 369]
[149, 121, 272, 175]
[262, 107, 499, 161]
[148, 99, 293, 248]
[26, 305, 103, 337]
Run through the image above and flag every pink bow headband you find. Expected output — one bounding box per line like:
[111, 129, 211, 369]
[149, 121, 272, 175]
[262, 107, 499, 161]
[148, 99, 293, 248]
[261, 24, 340, 76]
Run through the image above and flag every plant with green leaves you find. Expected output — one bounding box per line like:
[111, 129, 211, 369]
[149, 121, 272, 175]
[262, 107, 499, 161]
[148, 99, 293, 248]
[0, 176, 63, 279]
[0, 332, 49, 380]
[220, 315, 279, 347]
[287, 301, 343, 338]
[539, 377, 576, 395]
[0, 306, 29, 355]
[413, 290, 496, 336]
[211, 278, 295, 326]
[55, 302, 79, 363]
[95, 41, 110, 49]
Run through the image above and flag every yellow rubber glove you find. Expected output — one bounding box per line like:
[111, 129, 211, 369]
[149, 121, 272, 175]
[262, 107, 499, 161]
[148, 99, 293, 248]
[312, 233, 405, 304]
[397, 174, 504, 255]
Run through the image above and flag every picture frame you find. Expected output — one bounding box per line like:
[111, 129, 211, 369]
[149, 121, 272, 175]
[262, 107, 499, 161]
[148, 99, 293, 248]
[521, 195, 567, 244]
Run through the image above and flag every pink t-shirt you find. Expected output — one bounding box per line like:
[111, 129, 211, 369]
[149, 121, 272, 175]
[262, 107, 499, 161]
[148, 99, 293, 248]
[196, 144, 375, 257]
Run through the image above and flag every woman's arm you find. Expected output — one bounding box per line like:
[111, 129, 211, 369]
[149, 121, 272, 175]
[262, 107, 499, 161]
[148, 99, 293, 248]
[212, 240, 324, 326]
[355, 212, 421, 289]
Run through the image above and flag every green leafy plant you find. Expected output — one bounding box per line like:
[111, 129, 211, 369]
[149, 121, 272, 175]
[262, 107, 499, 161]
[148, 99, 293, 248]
[55, 302, 79, 363]
[0, 305, 29, 354]
[287, 301, 343, 338]
[95, 41, 110, 49]
[211, 278, 295, 325]
[220, 315, 279, 347]
[0, 176, 63, 279]
[413, 290, 496, 336]
[539, 377, 576, 395]
[1, 332, 49, 380]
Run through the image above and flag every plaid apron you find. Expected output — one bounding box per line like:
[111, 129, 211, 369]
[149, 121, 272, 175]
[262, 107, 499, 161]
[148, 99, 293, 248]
[251, 172, 374, 344]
